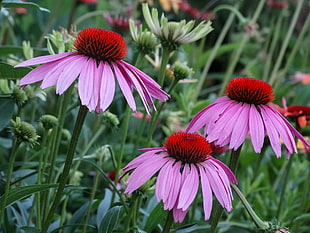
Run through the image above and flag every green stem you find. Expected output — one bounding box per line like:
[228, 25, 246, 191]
[274, 12, 310, 91]
[82, 153, 103, 233]
[219, 0, 265, 96]
[269, 0, 304, 86]
[74, 10, 106, 27]
[35, 128, 49, 229]
[0, 138, 21, 223]
[42, 87, 72, 221]
[209, 146, 242, 233]
[161, 210, 173, 233]
[276, 156, 293, 219]
[193, 3, 238, 101]
[231, 184, 269, 230]
[41, 105, 88, 233]
[158, 48, 171, 87]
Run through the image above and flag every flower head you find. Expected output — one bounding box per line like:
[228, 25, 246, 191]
[142, 3, 213, 51]
[15, 28, 169, 114]
[187, 77, 310, 158]
[122, 132, 237, 222]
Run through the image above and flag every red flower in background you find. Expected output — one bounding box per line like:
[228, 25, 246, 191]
[266, 0, 288, 9]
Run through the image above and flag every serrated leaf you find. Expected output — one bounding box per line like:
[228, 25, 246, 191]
[144, 202, 167, 233]
[0, 184, 58, 207]
[0, 97, 17, 130]
[2, 0, 50, 12]
[98, 206, 122, 233]
[0, 63, 32, 80]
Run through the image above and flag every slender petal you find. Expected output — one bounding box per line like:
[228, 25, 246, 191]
[173, 207, 188, 223]
[177, 165, 199, 210]
[56, 55, 85, 95]
[99, 63, 116, 112]
[15, 52, 75, 67]
[78, 59, 95, 110]
[112, 63, 136, 111]
[198, 165, 212, 220]
[209, 157, 237, 184]
[124, 155, 167, 194]
[249, 104, 265, 153]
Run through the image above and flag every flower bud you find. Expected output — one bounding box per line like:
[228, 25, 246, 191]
[12, 87, 28, 106]
[101, 111, 119, 129]
[11, 117, 39, 144]
[173, 62, 193, 81]
[40, 114, 58, 130]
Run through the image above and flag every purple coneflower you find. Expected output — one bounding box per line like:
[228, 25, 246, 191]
[122, 132, 237, 222]
[187, 77, 310, 158]
[15, 28, 169, 113]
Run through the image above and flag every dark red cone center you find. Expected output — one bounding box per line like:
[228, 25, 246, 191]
[74, 28, 127, 62]
[225, 77, 275, 105]
[164, 132, 212, 164]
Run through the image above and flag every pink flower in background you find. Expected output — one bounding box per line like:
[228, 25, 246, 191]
[15, 28, 169, 113]
[122, 132, 237, 222]
[266, 0, 288, 9]
[187, 77, 310, 158]
[291, 73, 310, 85]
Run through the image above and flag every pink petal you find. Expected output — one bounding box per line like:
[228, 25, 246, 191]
[124, 155, 167, 194]
[249, 104, 265, 153]
[99, 63, 115, 112]
[122, 149, 165, 173]
[156, 160, 182, 210]
[177, 165, 199, 211]
[19, 61, 58, 86]
[78, 59, 95, 110]
[198, 165, 212, 220]
[260, 106, 282, 158]
[55, 55, 85, 95]
[209, 157, 237, 184]
[229, 103, 250, 150]
[112, 63, 136, 111]
[173, 207, 188, 223]
[15, 52, 75, 67]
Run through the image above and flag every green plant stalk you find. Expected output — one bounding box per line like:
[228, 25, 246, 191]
[276, 155, 293, 219]
[269, 0, 304, 86]
[219, 0, 266, 96]
[0, 138, 21, 223]
[35, 128, 49, 229]
[74, 11, 106, 27]
[42, 87, 73, 221]
[232, 184, 270, 230]
[162, 210, 174, 233]
[193, 3, 238, 101]
[82, 153, 103, 233]
[158, 48, 171, 87]
[274, 13, 310, 91]
[41, 105, 88, 233]
[262, 11, 284, 81]
[209, 146, 242, 233]
[113, 105, 131, 201]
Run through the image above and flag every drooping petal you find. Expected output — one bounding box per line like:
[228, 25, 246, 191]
[122, 149, 165, 173]
[99, 62, 116, 112]
[209, 157, 237, 184]
[78, 58, 95, 110]
[204, 160, 233, 211]
[198, 165, 213, 220]
[124, 155, 167, 194]
[156, 160, 182, 210]
[15, 52, 76, 67]
[229, 103, 250, 150]
[249, 104, 265, 153]
[177, 165, 199, 211]
[260, 106, 282, 158]
[112, 63, 136, 111]
[173, 207, 188, 223]
[19, 61, 58, 86]
[56, 55, 86, 95]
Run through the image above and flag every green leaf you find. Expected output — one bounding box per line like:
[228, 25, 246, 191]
[0, 184, 58, 207]
[0, 97, 17, 130]
[144, 202, 167, 233]
[98, 206, 123, 233]
[63, 201, 96, 233]
[0, 63, 32, 80]
[20, 226, 41, 233]
[2, 0, 50, 12]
